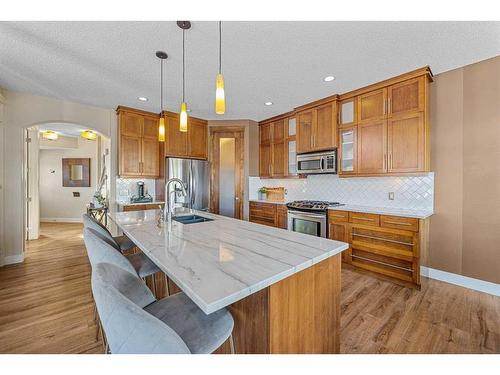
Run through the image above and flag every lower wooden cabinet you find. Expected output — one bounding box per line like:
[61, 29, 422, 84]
[328, 209, 426, 287]
[121, 203, 164, 212]
[249, 201, 287, 229]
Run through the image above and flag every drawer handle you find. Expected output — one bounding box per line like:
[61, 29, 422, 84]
[383, 220, 412, 226]
[330, 214, 346, 218]
[351, 254, 413, 272]
[352, 233, 414, 246]
[352, 216, 376, 221]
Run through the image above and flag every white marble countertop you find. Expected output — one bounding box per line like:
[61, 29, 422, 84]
[249, 199, 432, 219]
[108, 208, 348, 314]
[116, 201, 165, 207]
[328, 204, 433, 219]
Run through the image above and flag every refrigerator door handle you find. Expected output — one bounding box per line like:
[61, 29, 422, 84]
[190, 161, 195, 208]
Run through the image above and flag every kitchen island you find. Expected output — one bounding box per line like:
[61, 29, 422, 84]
[108, 208, 348, 354]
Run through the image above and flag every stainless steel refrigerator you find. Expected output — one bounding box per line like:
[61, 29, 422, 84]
[165, 157, 210, 211]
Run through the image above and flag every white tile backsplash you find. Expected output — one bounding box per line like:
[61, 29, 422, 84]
[249, 173, 434, 211]
[116, 178, 157, 204]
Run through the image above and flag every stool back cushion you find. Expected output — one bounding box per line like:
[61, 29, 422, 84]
[83, 227, 136, 275]
[92, 262, 190, 354]
[82, 214, 119, 249]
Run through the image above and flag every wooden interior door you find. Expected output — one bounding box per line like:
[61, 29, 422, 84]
[165, 114, 187, 157]
[313, 102, 337, 150]
[188, 118, 208, 159]
[271, 120, 285, 177]
[387, 112, 425, 173]
[388, 77, 425, 117]
[296, 110, 313, 153]
[120, 135, 141, 176]
[357, 120, 387, 174]
[209, 128, 245, 219]
[141, 137, 159, 177]
[357, 88, 387, 123]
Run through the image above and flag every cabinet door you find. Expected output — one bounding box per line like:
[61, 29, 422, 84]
[328, 220, 351, 263]
[357, 88, 387, 123]
[260, 123, 272, 145]
[357, 120, 387, 174]
[165, 115, 187, 157]
[259, 143, 271, 177]
[387, 112, 425, 173]
[272, 120, 285, 143]
[313, 102, 337, 150]
[388, 77, 424, 117]
[272, 142, 285, 177]
[188, 118, 208, 159]
[143, 116, 159, 140]
[276, 205, 288, 229]
[296, 110, 313, 153]
[285, 117, 297, 176]
[141, 137, 159, 177]
[339, 126, 357, 175]
[120, 135, 141, 176]
[120, 113, 143, 137]
[339, 98, 357, 127]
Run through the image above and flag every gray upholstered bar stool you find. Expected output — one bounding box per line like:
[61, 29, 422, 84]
[82, 213, 136, 253]
[83, 227, 161, 295]
[92, 262, 235, 354]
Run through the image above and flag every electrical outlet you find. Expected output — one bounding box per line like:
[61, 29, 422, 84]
[388, 192, 395, 200]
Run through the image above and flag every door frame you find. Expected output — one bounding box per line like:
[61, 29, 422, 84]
[209, 126, 245, 219]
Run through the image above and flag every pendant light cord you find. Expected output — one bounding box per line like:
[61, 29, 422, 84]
[219, 21, 222, 74]
[182, 29, 185, 103]
[160, 58, 163, 112]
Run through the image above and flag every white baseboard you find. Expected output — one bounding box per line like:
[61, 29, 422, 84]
[2, 254, 24, 266]
[421, 266, 500, 297]
[40, 217, 83, 223]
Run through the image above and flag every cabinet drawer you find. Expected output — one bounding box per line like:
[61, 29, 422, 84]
[351, 248, 414, 282]
[350, 226, 415, 260]
[249, 202, 277, 224]
[328, 210, 349, 222]
[122, 205, 145, 212]
[349, 212, 380, 226]
[380, 215, 418, 232]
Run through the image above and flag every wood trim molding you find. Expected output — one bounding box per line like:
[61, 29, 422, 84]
[258, 111, 295, 125]
[116, 105, 159, 118]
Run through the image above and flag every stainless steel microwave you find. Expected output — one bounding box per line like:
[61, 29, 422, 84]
[296, 150, 337, 174]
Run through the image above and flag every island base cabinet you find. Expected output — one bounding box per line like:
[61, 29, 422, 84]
[225, 254, 341, 354]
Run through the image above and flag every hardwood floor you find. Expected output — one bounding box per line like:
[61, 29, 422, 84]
[0, 222, 498, 354]
[0, 223, 103, 353]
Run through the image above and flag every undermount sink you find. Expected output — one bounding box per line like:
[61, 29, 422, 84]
[173, 214, 214, 224]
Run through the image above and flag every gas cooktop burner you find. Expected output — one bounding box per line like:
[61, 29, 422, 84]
[286, 200, 343, 212]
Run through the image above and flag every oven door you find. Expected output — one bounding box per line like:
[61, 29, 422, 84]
[287, 210, 327, 238]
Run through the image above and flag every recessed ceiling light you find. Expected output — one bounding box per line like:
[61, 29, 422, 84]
[324, 76, 335, 82]
[138, 96, 148, 102]
[264, 102, 273, 106]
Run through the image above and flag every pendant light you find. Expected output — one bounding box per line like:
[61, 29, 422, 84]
[177, 21, 191, 132]
[215, 21, 225, 114]
[156, 51, 168, 142]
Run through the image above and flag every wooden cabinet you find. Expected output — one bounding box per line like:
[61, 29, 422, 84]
[296, 101, 337, 154]
[339, 98, 357, 127]
[249, 201, 287, 229]
[357, 88, 387, 123]
[357, 120, 387, 174]
[387, 112, 425, 173]
[388, 77, 425, 117]
[258, 118, 288, 178]
[284, 117, 298, 176]
[328, 209, 427, 287]
[121, 203, 165, 212]
[164, 112, 208, 160]
[338, 68, 431, 177]
[118, 107, 160, 178]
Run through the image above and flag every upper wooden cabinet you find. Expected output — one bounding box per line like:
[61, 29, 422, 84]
[388, 77, 425, 117]
[339, 98, 357, 127]
[357, 120, 387, 174]
[118, 107, 160, 178]
[163, 112, 208, 160]
[297, 100, 337, 154]
[258, 115, 292, 178]
[357, 88, 387, 123]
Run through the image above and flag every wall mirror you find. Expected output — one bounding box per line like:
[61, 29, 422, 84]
[62, 158, 90, 187]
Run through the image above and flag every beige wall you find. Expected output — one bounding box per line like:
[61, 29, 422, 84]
[39, 137, 98, 221]
[429, 56, 500, 284]
[208, 120, 259, 220]
[0, 90, 117, 266]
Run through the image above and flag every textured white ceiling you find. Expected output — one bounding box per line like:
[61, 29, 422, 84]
[1, 21, 499, 121]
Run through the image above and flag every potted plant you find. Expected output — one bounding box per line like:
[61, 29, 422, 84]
[258, 187, 268, 200]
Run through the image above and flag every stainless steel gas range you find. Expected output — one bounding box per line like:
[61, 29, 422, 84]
[286, 200, 343, 238]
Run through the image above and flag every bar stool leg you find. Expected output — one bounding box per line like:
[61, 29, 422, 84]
[165, 275, 170, 297]
[151, 274, 157, 298]
[229, 334, 236, 354]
